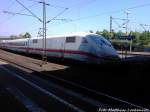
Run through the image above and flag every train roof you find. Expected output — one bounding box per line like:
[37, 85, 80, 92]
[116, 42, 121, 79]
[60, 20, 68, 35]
[31, 32, 98, 39]
[3, 32, 103, 42]
[4, 38, 28, 42]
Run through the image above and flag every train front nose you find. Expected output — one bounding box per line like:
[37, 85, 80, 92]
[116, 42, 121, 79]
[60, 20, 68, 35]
[94, 45, 119, 59]
[105, 47, 120, 60]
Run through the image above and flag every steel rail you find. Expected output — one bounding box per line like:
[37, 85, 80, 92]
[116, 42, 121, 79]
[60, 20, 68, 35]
[0, 55, 148, 110]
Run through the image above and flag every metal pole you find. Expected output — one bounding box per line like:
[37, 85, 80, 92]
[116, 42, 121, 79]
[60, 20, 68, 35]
[42, 0, 45, 63]
[126, 13, 128, 36]
[126, 12, 132, 52]
[44, 0, 47, 63]
[42, 0, 47, 64]
[126, 13, 129, 53]
[125, 11, 131, 53]
[110, 16, 113, 39]
[130, 39, 132, 52]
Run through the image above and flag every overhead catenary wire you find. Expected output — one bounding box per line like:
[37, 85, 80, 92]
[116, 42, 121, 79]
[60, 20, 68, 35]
[27, 0, 67, 9]
[39, 1, 70, 23]
[74, 2, 150, 21]
[0, 0, 16, 24]
[113, 19, 122, 28]
[111, 17, 129, 31]
[127, 3, 150, 10]
[1, 0, 68, 24]
[0, 2, 38, 25]
[112, 17, 128, 21]
[47, 8, 69, 23]
[1, 0, 96, 33]
[1, 0, 70, 38]
[3, 11, 33, 17]
[49, 4, 68, 9]
[1, 1, 150, 36]
[15, 0, 42, 22]
[49, 2, 150, 28]
[2, 1, 150, 24]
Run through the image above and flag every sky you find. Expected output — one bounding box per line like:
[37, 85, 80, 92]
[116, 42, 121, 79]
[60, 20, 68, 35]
[0, 0, 150, 37]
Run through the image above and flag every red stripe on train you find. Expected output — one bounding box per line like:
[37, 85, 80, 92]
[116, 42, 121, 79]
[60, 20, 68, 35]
[4, 46, 100, 58]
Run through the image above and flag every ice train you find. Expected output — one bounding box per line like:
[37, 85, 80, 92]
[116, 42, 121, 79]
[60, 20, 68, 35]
[0, 32, 119, 64]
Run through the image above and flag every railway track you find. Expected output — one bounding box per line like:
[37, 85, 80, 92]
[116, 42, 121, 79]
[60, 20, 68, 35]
[0, 50, 148, 110]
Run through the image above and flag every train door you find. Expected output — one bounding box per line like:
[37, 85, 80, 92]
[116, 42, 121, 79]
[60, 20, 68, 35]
[64, 36, 77, 59]
[50, 38, 65, 58]
[27, 39, 30, 53]
[60, 38, 65, 59]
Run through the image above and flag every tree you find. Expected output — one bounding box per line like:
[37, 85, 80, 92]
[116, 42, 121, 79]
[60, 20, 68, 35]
[95, 30, 111, 39]
[115, 30, 124, 39]
[96, 30, 101, 35]
[130, 31, 141, 45]
[10, 35, 18, 40]
[89, 30, 94, 33]
[89, 29, 150, 48]
[139, 31, 150, 46]
[101, 29, 110, 39]
[23, 32, 31, 38]
[19, 32, 31, 38]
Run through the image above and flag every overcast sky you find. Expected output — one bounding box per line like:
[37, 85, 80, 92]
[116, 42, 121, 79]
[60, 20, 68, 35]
[0, 0, 150, 37]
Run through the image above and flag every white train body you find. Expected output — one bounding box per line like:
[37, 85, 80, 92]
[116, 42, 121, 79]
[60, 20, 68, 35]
[0, 32, 119, 64]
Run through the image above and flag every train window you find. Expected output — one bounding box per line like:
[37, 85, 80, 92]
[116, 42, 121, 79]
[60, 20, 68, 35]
[33, 39, 38, 43]
[82, 38, 88, 44]
[101, 38, 112, 47]
[66, 36, 76, 43]
[101, 39, 107, 45]
[90, 35, 112, 47]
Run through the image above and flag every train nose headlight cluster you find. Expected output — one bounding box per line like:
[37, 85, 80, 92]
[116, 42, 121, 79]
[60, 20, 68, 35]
[82, 38, 88, 44]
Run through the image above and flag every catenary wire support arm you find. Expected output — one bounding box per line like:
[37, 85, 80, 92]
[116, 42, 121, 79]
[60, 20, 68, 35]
[47, 8, 69, 23]
[52, 18, 72, 22]
[3, 11, 33, 17]
[112, 17, 128, 21]
[15, 0, 42, 22]
[110, 16, 113, 39]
